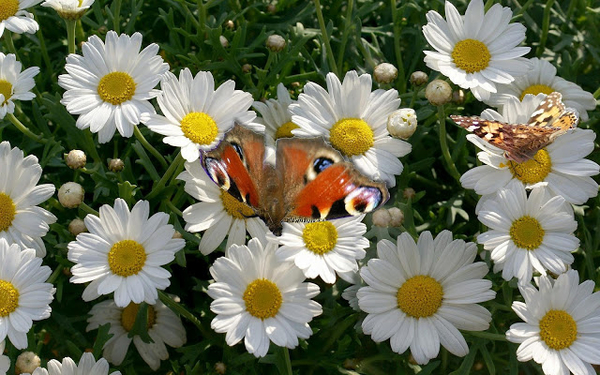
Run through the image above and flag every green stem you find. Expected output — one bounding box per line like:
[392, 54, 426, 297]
[47, 265, 64, 284]
[390, 0, 406, 93]
[335, 0, 354, 74]
[133, 125, 168, 169]
[313, 0, 338, 75]
[158, 291, 210, 337]
[282, 347, 293, 375]
[113, 0, 122, 34]
[593, 86, 600, 100]
[3, 31, 20, 60]
[196, 0, 206, 38]
[34, 14, 53, 77]
[512, 0, 536, 18]
[83, 129, 102, 164]
[7, 113, 47, 144]
[78, 202, 99, 216]
[145, 152, 184, 200]
[65, 19, 77, 54]
[437, 106, 461, 182]
[536, 0, 555, 57]
[465, 331, 508, 342]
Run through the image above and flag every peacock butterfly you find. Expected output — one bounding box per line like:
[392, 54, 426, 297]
[202, 124, 389, 235]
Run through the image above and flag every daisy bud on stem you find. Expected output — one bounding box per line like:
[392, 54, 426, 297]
[68, 218, 87, 236]
[220, 35, 229, 48]
[266, 35, 286, 52]
[410, 71, 428, 86]
[374, 63, 398, 84]
[15, 351, 41, 374]
[108, 158, 124, 172]
[387, 108, 417, 140]
[425, 79, 452, 106]
[65, 149, 86, 169]
[58, 182, 85, 208]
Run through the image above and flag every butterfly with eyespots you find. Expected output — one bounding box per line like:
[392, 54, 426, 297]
[202, 124, 389, 235]
[450, 92, 579, 163]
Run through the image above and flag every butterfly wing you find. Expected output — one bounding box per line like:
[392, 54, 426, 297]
[527, 91, 579, 133]
[275, 137, 389, 226]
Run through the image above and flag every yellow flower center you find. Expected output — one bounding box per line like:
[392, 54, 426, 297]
[302, 221, 338, 255]
[0, 193, 16, 232]
[274, 121, 299, 140]
[120, 303, 157, 332]
[0, 280, 19, 317]
[396, 275, 443, 318]
[108, 240, 147, 277]
[220, 191, 255, 220]
[97, 72, 136, 105]
[507, 149, 552, 184]
[520, 85, 555, 101]
[510, 216, 545, 250]
[451, 39, 491, 74]
[329, 118, 374, 157]
[243, 278, 282, 320]
[539, 310, 577, 350]
[0, 80, 12, 105]
[0, 0, 19, 22]
[180, 112, 219, 145]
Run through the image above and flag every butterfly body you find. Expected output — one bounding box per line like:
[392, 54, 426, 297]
[450, 92, 579, 163]
[202, 125, 389, 234]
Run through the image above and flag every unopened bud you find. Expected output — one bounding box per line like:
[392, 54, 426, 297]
[372, 209, 392, 227]
[410, 71, 428, 86]
[387, 108, 417, 140]
[266, 35, 286, 52]
[242, 64, 252, 73]
[58, 182, 85, 208]
[403, 187, 416, 200]
[215, 362, 227, 374]
[225, 20, 234, 29]
[108, 158, 124, 172]
[68, 218, 87, 236]
[388, 207, 404, 227]
[15, 351, 41, 374]
[65, 149, 86, 169]
[220, 35, 229, 48]
[172, 231, 183, 239]
[425, 79, 452, 106]
[373, 63, 398, 84]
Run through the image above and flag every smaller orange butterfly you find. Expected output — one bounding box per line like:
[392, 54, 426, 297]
[450, 92, 579, 163]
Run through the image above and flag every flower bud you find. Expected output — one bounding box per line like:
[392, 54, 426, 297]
[410, 71, 428, 86]
[425, 79, 452, 106]
[58, 182, 85, 208]
[373, 63, 398, 84]
[266, 35, 286, 52]
[403, 187, 416, 200]
[372, 209, 392, 227]
[225, 20, 234, 29]
[108, 158, 124, 172]
[172, 230, 183, 239]
[242, 63, 252, 73]
[388, 207, 404, 227]
[387, 108, 417, 140]
[215, 362, 227, 374]
[220, 35, 229, 48]
[68, 218, 87, 236]
[15, 351, 41, 374]
[65, 149, 86, 169]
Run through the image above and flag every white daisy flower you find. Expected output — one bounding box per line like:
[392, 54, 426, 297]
[177, 161, 269, 255]
[506, 270, 600, 375]
[25, 353, 122, 375]
[141, 68, 257, 162]
[0, 341, 9, 374]
[0, 239, 54, 349]
[41, 0, 94, 19]
[87, 299, 186, 371]
[357, 231, 496, 365]
[58, 31, 169, 143]
[276, 215, 369, 284]
[67, 199, 185, 307]
[477, 181, 578, 285]
[208, 238, 322, 357]
[460, 94, 599, 205]
[0, 0, 41, 37]
[0, 141, 56, 257]
[289, 70, 412, 187]
[422, 0, 531, 101]
[252, 83, 298, 145]
[485, 58, 597, 121]
[0, 53, 38, 119]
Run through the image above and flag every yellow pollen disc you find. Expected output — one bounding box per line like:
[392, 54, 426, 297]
[539, 310, 577, 350]
[329, 118, 374, 157]
[0, 193, 16, 232]
[0, 280, 19, 317]
[274, 121, 299, 140]
[243, 278, 282, 320]
[302, 221, 338, 255]
[520, 85, 555, 101]
[451, 39, 491, 74]
[220, 191, 256, 220]
[108, 240, 147, 277]
[0, 0, 19, 22]
[120, 303, 157, 332]
[0, 80, 13, 105]
[97, 72, 136, 105]
[510, 216, 545, 250]
[508, 149, 552, 184]
[180, 112, 219, 145]
[397, 275, 443, 318]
